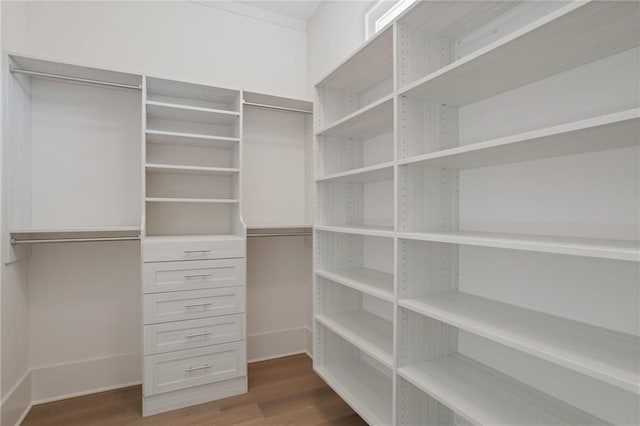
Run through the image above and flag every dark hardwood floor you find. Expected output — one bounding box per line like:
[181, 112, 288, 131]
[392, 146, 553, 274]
[22, 354, 367, 425]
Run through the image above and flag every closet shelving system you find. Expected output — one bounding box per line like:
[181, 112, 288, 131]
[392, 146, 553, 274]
[313, 1, 640, 425]
[142, 76, 247, 415]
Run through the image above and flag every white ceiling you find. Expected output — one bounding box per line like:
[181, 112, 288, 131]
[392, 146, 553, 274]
[238, 1, 322, 21]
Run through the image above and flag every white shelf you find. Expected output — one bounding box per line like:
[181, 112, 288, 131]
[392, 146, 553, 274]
[400, 291, 640, 394]
[316, 224, 394, 238]
[145, 163, 239, 176]
[144, 234, 244, 242]
[397, 231, 640, 262]
[399, 109, 640, 168]
[145, 197, 239, 204]
[316, 267, 393, 302]
[398, 354, 607, 425]
[316, 25, 393, 93]
[400, 1, 640, 105]
[146, 100, 240, 125]
[10, 226, 141, 241]
[316, 311, 393, 368]
[146, 130, 239, 149]
[316, 162, 394, 183]
[316, 95, 393, 139]
[315, 360, 392, 426]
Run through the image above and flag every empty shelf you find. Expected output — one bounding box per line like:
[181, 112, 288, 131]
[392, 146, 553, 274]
[398, 354, 607, 425]
[400, 291, 640, 394]
[316, 26, 393, 92]
[146, 163, 239, 176]
[316, 95, 393, 139]
[316, 224, 394, 238]
[144, 234, 244, 242]
[315, 360, 392, 426]
[316, 311, 393, 368]
[400, 1, 640, 105]
[146, 130, 239, 149]
[397, 231, 640, 262]
[145, 197, 239, 204]
[147, 101, 240, 125]
[316, 267, 394, 302]
[316, 162, 394, 183]
[399, 109, 640, 168]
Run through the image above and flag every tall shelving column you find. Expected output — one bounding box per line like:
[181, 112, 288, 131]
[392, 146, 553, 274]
[313, 25, 396, 426]
[141, 77, 247, 416]
[393, 2, 640, 426]
[315, 2, 640, 425]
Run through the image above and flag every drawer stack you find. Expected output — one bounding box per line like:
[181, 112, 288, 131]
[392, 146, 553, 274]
[142, 236, 247, 416]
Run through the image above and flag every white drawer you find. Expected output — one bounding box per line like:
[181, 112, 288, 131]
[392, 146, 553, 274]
[144, 315, 244, 355]
[144, 287, 245, 324]
[143, 236, 245, 262]
[144, 342, 246, 396]
[143, 258, 245, 294]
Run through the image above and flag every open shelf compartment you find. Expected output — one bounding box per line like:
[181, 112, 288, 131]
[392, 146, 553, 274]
[145, 202, 243, 237]
[316, 230, 394, 302]
[397, 307, 615, 425]
[146, 167, 239, 202]
[317, 161, 394, 232]
[396, 353, 607, 426]
[314, 324, 393, 426]
[146, 76, 241, 112]
[316, 277, 393, 368]
[397, 1, 640, 104]
[398, 236, 640, 396]
[315, 25, 393, 130]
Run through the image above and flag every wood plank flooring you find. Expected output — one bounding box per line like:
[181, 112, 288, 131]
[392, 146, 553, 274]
[22, 354, 367, 426]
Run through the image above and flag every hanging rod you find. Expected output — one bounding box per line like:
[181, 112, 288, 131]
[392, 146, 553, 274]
[243, 101, 312, 115]
[247, 232, 312, 238]
[11, 236, 141, 245]
[10, 67, 142, 91]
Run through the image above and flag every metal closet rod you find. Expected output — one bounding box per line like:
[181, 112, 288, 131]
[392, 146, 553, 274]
[248, 232, 312, 238]
[11, 236, 141, 245]
[10, 67, 142, 91]
[243, 101, 312, 115]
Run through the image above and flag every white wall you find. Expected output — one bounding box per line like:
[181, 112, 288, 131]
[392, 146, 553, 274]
[1, 4, 33, 425]
[306, 0, 375, 96]
[3, 1, 307, 100]
[0, 1, 312, 421]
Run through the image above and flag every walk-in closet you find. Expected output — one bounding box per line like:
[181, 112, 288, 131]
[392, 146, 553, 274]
[1, 1, 638, 425]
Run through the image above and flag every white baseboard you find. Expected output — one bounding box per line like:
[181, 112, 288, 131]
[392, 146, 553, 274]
[1, 370, 31, 426]
[304, 326, 313, 357]
[248, 327, 309, 362]
[3, 338, 313, 424]
[30, 352, 141, 405]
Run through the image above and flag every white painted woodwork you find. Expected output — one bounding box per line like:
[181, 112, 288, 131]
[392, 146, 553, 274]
[143, 342, 246, 396]
[143, 287, 245, 325]
[144, 315, 245, 355]
[142, 258, 246, 294]
[314, 2, 640, 425]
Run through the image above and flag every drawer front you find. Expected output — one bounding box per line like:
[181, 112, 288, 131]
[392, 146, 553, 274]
[144, 342, 246, 396]
[143, 258, 245, 294]
[144, 315, 245, 355]
[144, 288, 245, 324]
[143, 238, 245, 262]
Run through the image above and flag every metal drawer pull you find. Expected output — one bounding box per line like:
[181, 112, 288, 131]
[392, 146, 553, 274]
[185, 364, 212, 373]
[184, 249, 212, 253]
[185, 331, 212, 339]
[184, 302, 212, 308]
[184, 273, 211, 279]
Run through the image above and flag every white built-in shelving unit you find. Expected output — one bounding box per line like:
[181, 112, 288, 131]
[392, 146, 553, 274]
[142, 76, 247, 416]
[144, 77, 245, 237]
[313, 1, 640, 425]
